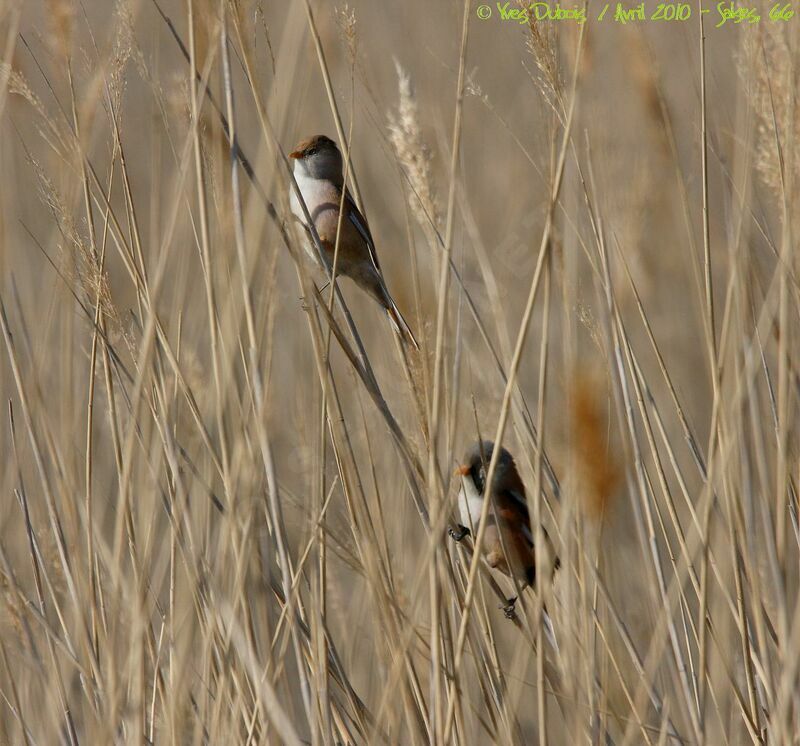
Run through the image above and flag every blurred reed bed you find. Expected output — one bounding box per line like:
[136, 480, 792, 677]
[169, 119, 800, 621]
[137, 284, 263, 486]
[0, 0, 797, 743]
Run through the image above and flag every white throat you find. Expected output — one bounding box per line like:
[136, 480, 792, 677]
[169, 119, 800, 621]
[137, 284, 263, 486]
[458, 475, 484, 530]
[289, 162, 323, 225]
[289, 163, 334, 265]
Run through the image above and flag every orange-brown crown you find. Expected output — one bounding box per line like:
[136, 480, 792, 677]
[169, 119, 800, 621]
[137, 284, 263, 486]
[288, 134, 338, 159]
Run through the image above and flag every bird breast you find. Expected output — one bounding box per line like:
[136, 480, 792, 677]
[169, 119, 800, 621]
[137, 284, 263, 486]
[458, 475, 485, 530]
[290, 168, 325, 225]
[289, 162, 354, 264]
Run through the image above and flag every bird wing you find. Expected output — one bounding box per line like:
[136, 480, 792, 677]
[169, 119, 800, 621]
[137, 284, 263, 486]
[335, 186, 419, 348]
[500, 488, 558, 569]
[342, 187, 384, 276]
[497, 486, 533, 548]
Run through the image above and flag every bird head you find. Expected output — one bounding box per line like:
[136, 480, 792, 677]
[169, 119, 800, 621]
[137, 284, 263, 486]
[288, 135, 343, 180]
[456, 440, 516, 496]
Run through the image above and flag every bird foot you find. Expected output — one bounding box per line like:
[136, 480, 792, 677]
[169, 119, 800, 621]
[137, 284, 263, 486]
[501, 597, 518, 620]
[448, 524, 470, 542]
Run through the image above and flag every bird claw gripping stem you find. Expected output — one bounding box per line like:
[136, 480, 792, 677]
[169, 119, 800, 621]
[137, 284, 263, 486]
[448, 524, 471, 542]
[502, 597, 518, 620]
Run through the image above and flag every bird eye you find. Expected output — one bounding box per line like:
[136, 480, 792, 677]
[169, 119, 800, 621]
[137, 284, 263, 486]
[472, 464, 486, 494]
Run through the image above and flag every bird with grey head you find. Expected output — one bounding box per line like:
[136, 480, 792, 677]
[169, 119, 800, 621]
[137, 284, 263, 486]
[452, 440, 559, 618]
[288, 134, 418, 349]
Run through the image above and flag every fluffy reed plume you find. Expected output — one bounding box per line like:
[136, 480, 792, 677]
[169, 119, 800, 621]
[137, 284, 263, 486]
[570, 374, 620, 520]
[741, 25, 799, 214]
[0, 571, 24, 643]
[3, 66, 67, 150]
[3, 65, 123, 335]
[45, 0, 74, 58]
[387, 61, 439, 231]
[627, 31, 664, 134]
[522, 3, 562, 114]
[335, 5, 357, 64]
[109, 1, 134, 111]
[31, 158, 121, 335]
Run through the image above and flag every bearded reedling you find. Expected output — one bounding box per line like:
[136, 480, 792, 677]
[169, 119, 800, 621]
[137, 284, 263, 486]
[452, 440, 559, 619]
[289, 134, 419, 349]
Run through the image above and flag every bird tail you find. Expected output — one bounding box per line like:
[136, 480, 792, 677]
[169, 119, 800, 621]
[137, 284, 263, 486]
[385, 303, 420, 350]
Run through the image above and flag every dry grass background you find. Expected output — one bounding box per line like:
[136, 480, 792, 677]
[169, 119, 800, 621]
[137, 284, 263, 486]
[0, 0, 798, 743]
